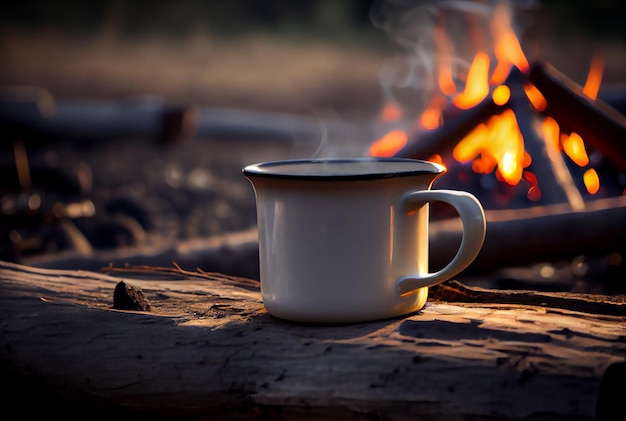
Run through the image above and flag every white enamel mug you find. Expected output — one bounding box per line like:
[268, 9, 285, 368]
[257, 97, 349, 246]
[243, 158, 486, 323]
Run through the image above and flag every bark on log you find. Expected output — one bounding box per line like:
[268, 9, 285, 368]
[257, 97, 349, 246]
[1, 261, 625, 420]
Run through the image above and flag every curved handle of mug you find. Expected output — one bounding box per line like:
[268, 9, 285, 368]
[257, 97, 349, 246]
[397, 190, 486, 296]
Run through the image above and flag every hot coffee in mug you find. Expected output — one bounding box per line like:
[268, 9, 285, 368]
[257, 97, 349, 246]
[243, 158, 486, 324]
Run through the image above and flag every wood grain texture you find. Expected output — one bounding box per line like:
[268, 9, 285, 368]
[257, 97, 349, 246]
[1, 261, 625, 420]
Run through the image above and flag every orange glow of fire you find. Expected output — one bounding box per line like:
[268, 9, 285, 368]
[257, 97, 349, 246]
[369, 3, 603, 197]
[379, 101, 403, 123]
[583, 55, 604, 100]
[433, 20, 457, 96]
[453, 109, 527, 185]
[490, 3, 529, 84]
[523, 83, 547, 112]
[542, 116, 562, 152]
[523, 171, 541, 201]
[420, 94, 447, 130]
[428, 154, 445, 165]
[369, 130, 408, 157]
[584, 169, 600, 194]
[562, 132, 589, 167]
[492, 85, 510, 106]
[453, 52, 491, 109]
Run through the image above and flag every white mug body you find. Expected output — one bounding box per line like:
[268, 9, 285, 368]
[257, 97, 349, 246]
[244, 158, 485, 323]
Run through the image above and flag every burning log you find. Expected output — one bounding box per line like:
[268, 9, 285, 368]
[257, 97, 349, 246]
[506, 68, 585, 209]
[529, 61, 626, 172]
[1, 261, 624, 420]
[393, 91, 506, 160]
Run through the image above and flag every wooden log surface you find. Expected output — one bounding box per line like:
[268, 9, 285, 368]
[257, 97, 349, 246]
[1, 261, 625, 420]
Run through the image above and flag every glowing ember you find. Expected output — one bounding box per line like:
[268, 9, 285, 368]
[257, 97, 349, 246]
[491, 85, 510, 106]
[562, 133, 589, 167]
[584, 169, 600, 194]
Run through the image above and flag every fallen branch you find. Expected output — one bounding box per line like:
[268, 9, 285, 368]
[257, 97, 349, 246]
[430, 280, 626, 316]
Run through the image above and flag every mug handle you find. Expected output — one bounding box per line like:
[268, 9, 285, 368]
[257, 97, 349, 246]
[397, 190, 486, 296]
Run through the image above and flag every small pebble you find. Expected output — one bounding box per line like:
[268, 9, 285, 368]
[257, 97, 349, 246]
[113, 281, 151, 311]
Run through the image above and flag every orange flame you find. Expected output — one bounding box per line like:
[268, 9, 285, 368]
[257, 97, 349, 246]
[369, 130, 408, 157]
[492, 85, 510, 106]
[584, 168, 600, 194]
[419, 94, 447, 130]
[369, 2, 603, 198]
[562, 132, 589, 167]
[583, 54, 604, 99]
[433, 19, 457, 96]
[523, 83, 547, 112]
[453, 52, 490, 109]
[380, 101, 403, 122]
[453, 109, 527, 185]
[490, 3, 529, 83]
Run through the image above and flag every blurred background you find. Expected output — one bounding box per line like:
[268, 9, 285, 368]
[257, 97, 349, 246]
[1, 0, 625, 292]
[1, 0, 624, 115]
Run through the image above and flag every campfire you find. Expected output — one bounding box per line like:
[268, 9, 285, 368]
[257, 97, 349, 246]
[366, 1, 626, 292]
[368, 2, 626, 210]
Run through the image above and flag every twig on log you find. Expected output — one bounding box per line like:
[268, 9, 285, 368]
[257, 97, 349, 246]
[430, 280, 626, 316]
[102, 262, 260, 290]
